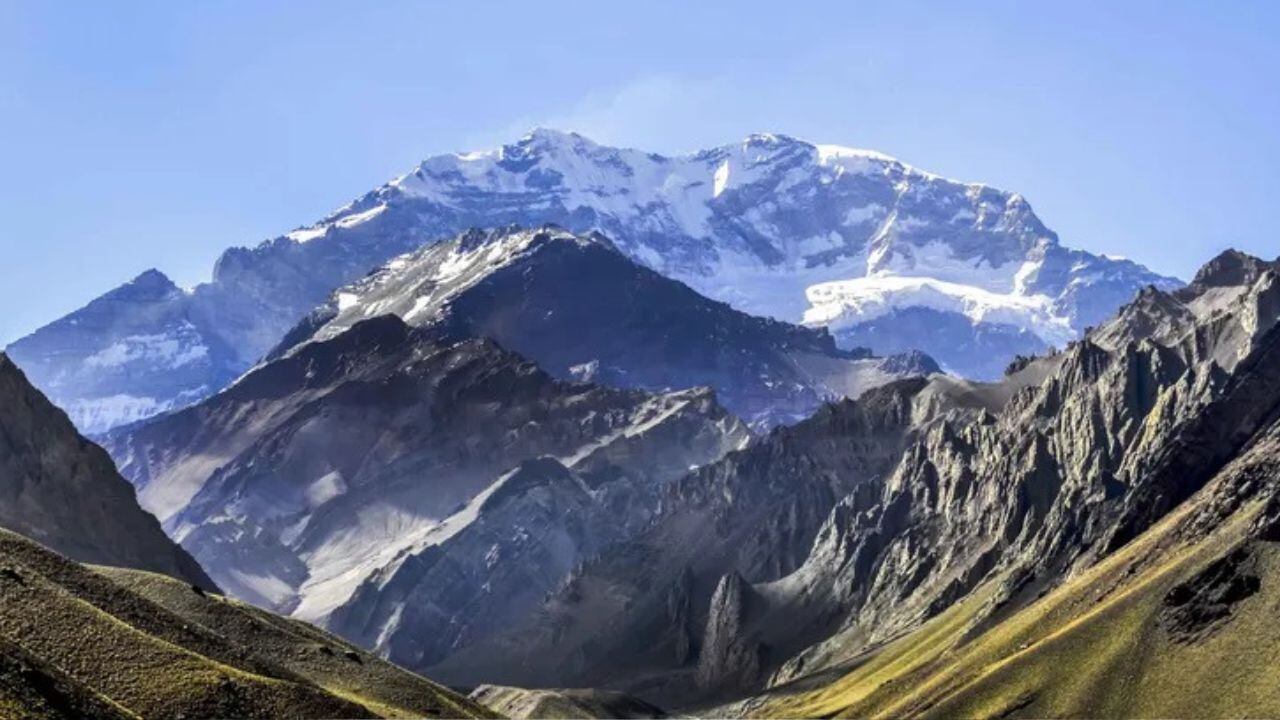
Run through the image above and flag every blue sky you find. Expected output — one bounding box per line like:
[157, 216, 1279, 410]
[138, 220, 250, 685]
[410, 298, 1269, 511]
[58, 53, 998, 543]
[1, 1, 1277, 344]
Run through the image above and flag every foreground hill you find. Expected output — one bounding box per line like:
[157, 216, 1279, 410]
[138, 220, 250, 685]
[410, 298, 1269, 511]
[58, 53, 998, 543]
[277, 225, 937, 427]
[0, 352, 214, 591]
[0, 527, 492, 719]
[6, 130, 1174, 432]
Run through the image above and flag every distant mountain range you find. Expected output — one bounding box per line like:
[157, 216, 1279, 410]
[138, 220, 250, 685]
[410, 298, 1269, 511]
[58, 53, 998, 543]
[6, 130, 1176, 433]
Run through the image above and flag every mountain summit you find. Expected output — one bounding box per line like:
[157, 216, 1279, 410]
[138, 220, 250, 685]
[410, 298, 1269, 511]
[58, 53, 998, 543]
[275, 225, 938, 427]
[8, 130, 1176, 431]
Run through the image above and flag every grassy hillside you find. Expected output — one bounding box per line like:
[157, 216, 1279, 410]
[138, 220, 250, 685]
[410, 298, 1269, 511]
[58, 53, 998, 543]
[469, 684, 667, 719]
[0, 635, 132, 720]
[0, 528, 495, 719]
[748, 471, 1280, 718]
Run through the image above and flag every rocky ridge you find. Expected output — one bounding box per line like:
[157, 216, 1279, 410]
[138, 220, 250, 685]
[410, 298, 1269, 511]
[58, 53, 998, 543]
[277, 225, 940, 427]
[425, 251, 1275, 708]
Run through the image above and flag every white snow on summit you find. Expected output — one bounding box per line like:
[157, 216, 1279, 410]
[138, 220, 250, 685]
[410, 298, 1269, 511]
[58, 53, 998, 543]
[9, 129, 1182, 434]
[288, 128, 1174, 357]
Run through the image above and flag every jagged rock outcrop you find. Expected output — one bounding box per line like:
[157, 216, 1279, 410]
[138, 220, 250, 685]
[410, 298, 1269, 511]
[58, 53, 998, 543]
[748, 250, 1280, 690]
[430, 251, 1274, 709]
[0, 353, 215, 590]
[697, 572, 768, 693]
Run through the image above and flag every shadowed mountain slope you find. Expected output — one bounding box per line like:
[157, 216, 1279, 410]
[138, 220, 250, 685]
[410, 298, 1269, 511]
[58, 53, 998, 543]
[0, 352, 214, 591]
[276, 225, 938, 428]
[105, 314, 750, 677]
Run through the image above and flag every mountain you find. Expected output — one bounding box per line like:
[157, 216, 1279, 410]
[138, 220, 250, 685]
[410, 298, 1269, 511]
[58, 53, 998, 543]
[426, 250, 1279, 712]
[0, 526, 492, 718]
[738, 254, 1280, 719]
[2, 269, 241, 433]
[275, 225, 938, 427]
[0, 352, 215, 591]
[103, 314, 750, 666]
[7, 130, 1175, 432]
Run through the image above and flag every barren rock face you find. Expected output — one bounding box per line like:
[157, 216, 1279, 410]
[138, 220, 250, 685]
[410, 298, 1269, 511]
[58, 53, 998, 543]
[430, 252, 1277, 708]
[698, 572, 768, 693]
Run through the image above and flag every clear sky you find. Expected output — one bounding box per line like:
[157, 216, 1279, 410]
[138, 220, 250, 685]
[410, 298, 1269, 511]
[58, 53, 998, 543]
[1, 1, 1277, 344]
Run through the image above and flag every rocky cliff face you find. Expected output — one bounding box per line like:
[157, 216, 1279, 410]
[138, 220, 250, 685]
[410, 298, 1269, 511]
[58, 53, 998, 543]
[0, 352, 215, 590]
[426, 378, 945, 703]
[277, 225, 937, 428]
[7, 130, 1175, 431]
[104, 314, 750, 668]
[733, 257, 1280, 719]
[741, 251, 1280, 692]
[429, 251, 1274, 708]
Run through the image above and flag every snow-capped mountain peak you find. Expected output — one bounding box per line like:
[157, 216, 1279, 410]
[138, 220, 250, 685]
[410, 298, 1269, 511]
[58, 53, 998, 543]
[8, 130, 1180, 432]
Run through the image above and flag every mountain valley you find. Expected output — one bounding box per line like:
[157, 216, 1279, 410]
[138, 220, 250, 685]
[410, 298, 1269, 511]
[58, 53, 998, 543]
[0, 132, 1275, 720]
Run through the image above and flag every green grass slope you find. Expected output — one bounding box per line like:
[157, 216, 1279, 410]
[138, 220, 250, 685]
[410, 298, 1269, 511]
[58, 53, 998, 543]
[100, 567, 495, 719]
[0, 528, 495, 719]
[469, 684, 667, 719]
[0, 635, 133, 720]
